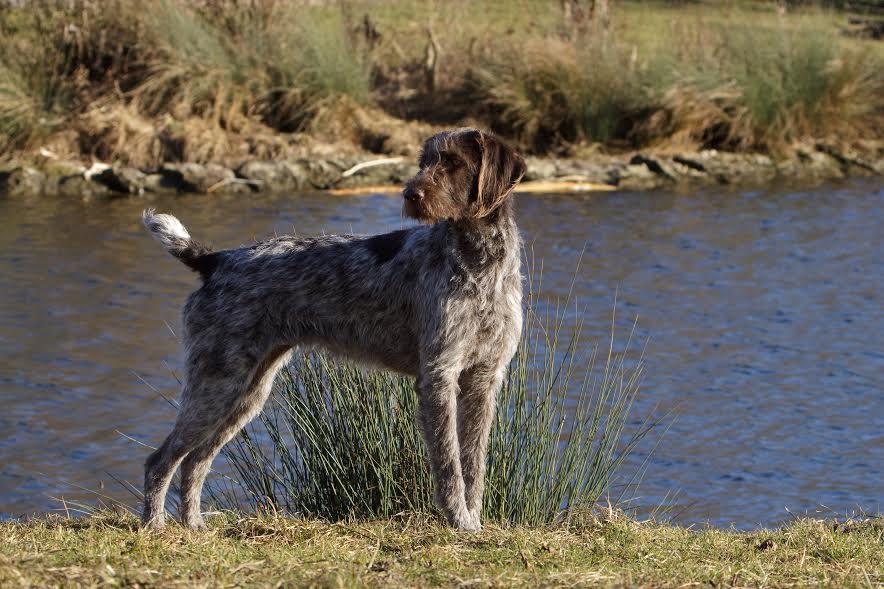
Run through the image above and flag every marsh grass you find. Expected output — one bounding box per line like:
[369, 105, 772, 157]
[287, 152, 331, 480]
[208, 273, 656, 526]
[1, 1, 880, 159]
[638, 20, 884, 150]
[474, 38, 652, 151]
[0, 0, 372, 160]
[474, 8, 883, 153]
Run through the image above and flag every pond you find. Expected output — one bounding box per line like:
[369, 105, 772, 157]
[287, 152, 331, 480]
[1, 177, 881, 528]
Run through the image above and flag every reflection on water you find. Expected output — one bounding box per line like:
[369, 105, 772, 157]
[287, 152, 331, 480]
[0, 178, 881, 527]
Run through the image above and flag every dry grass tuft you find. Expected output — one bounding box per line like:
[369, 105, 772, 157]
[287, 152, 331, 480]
[473, 38, 650, 152]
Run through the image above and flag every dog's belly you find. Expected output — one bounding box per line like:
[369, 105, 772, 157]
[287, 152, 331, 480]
[297, 318, 420, 376]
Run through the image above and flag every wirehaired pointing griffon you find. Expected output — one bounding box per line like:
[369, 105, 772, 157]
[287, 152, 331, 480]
[142, 128, 526, 531]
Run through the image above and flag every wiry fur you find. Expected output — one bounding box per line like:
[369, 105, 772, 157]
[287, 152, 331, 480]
[141, 128, 526, 531]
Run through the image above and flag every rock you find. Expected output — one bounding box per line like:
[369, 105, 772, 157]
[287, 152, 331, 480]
[783, 147, 843, 180]
[237, 160, 298, 192]
[524, 157, 557, 181]
[92, 166, 148, 195]
[677, 151, 776, 185]
[57, 175, 112, 199]
[43, 160, 87, 178]
[629, 154, 678, 182]
[143, 172, 183, 194]
[334, 158, 417, 189]
[278, 161, 312, 191]
[285, 158, 346, 190]
[815, 143, 876, 174]
[160, 163, 235, 193]
[553, 159, 612, 184]
[612, 163, 665, 191]
[0, 166, 46, 197]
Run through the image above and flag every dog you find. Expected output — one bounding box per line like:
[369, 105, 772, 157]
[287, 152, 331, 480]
[141, 128, 526, 531]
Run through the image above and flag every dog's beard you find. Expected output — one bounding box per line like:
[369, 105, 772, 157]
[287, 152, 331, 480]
[403, 199, 440, 224]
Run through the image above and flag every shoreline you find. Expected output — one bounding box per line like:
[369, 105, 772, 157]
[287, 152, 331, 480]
[2, 140, 881, 199]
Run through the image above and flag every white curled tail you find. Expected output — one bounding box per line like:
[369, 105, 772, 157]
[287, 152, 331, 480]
[142, 209, 216, 279]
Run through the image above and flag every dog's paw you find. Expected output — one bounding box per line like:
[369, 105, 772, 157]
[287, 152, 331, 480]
[142, 515, 166, 531]
[183, 517, 208, 532]
[453, 512, 481, 532]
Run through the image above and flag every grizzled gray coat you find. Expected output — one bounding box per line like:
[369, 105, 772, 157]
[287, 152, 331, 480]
[142, 128, 526, 531]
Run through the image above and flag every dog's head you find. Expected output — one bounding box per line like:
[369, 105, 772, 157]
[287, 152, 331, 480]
[403, 128, 526, 224]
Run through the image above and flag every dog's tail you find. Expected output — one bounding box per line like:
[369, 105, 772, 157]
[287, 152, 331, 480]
[142, 209, 218, 279]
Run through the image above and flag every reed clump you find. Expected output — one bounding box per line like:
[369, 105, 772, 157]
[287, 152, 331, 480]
[208, 288, 656, 526]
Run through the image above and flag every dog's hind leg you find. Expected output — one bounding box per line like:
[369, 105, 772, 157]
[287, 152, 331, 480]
[142, 423, 190, 529]
[177, 346, 292, 530]
[142, 384, 213, 530]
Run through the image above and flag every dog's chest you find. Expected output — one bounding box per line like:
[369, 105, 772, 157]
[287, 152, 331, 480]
[465, 264, 522, 354]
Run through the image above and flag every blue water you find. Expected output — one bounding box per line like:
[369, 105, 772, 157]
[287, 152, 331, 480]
[0, 177, 881, 527]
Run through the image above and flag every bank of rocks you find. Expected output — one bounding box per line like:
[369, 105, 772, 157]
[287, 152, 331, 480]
[1, 142, 881, 198]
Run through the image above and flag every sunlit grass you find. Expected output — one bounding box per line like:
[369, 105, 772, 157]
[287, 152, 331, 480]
[3, 510, 882, 587]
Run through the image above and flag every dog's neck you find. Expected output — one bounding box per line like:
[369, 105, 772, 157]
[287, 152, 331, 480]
[445, 202, 519, 269]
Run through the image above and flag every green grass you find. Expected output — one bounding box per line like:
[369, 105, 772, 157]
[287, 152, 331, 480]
[2, 511, 881, 587]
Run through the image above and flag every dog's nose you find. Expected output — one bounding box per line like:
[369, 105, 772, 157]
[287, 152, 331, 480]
[404, 186, 424, 201]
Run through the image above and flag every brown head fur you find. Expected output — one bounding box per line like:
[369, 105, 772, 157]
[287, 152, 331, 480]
[403, 128, 526, 224]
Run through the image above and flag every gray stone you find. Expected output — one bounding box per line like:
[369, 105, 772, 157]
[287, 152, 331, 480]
[160, 162, 235, 193]
[237, 160, 297, 192]
[334, 160, 418, 189]
[286, 158, 345, 190]
[553, 159, 612, 183]
[629, 154, 678, 182]
[0, 166, 46, 197]
[815, 143, 876, 174]
[523, 157, 557, 181]
[58, 175, 112, 199]
[676, 151, 776, 185]
[143, 173, 183, 194]
[786, 148, 843, 180]
[93, 166, 148, 195]
[614, 164, 665, 191]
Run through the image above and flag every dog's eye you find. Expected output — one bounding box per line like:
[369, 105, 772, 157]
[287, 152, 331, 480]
[440, 153, 462, 169]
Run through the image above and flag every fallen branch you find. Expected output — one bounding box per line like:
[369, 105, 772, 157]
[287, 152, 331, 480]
[340, 157, 405, 179]
[326, 180, 617, 196]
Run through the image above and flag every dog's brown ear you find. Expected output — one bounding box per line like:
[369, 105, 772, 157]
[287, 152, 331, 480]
[472, 131, 526, 219]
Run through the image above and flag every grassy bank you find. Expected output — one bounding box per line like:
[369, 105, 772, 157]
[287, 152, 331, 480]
[1, 1, 882, 168]
[2, 511, 881, 587]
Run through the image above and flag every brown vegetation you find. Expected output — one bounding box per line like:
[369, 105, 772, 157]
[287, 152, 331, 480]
[1, 0, 882, 168]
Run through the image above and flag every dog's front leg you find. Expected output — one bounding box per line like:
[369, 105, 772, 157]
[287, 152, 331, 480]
[416, 371, 475, 530]
[457, 364, 504, 528]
